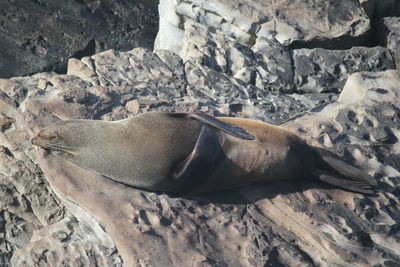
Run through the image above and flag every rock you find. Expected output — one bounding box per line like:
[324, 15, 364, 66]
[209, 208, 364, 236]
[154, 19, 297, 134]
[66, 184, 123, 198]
[0, 114, 13, 132]
[1, 44, 400, 265]
[0, 0, 159, 78]
[125, 100, 141, 113]
[2, 0, 400, 265]
[252, 37, 294, 92]
[0, 83, 68, 264]
[358, 0, 376, 17]
[377, 17, 400, 69]
[180, 24, 396, 94]
[373, 0, 400, 17]
[293, 46, 395, 93]
[357, 0, 400, 18]
[11, 217, 122, 267]
[280, 70, 400, 265]
[180, 23, 294, 92]
[356, 0, 400, 18]
[156, 0, 371, 54]
[154, 0, 184, 53]
[160, 11, 398, 94]
[182, 59, 324, 123]
[0, 48, 333, 265]
[285, 69, 400, 158]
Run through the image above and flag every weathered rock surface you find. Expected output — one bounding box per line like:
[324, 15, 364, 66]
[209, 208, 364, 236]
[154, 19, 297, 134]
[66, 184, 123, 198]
[156, 0, 400, 94]
[293, 46, 395, 93]
[372, 0, 400, 17]
[156, 0, 371, 53]
[1, 47, 399, 265]
[378, 17, 400, 68]
[179, 22, 396, 93]
[0, 48, 332, 265]
[12, 217, 122, 267]
[0, 0, 158, 78]
[180, 23, 295, 92]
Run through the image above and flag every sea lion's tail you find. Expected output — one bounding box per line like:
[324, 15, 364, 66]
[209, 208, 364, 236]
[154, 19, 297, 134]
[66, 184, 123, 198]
[312, 147, 378, 194]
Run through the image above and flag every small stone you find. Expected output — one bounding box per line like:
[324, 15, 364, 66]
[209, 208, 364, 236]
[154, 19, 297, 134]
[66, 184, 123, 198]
[37, 79, 52, 90]
[125, 100, 141, 113]
[0, 114, 13, 132]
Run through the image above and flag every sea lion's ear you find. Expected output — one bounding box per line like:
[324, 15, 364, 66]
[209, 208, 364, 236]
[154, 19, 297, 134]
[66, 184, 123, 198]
[167, 112, 255, 140]
[168, 126, 224, 193]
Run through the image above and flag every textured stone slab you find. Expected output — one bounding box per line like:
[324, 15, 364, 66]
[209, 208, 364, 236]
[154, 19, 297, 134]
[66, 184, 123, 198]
[12, 217, 122, 267]
[293, 47, 395, 93]
[2, 48, 399, 265]
[180, 21, 396, 93]
[156, 0, 371, 53]
[1, 48, 331, 265]
[24, 68, 400, 266]
[378, 17, 400, 69]
[181, 23, 295, 92]
[0, 0, 158, 78]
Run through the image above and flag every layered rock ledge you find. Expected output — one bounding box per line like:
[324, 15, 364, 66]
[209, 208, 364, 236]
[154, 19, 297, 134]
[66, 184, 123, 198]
[0, 48, 399, 266]
[156, 0, 400, 93]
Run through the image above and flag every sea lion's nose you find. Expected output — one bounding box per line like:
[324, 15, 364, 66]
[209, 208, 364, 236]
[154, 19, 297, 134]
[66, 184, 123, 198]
[31, 135, 40, 145]
[31, 131, 56, 146]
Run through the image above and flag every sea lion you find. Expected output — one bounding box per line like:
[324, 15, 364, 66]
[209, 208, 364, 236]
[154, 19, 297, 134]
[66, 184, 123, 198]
[31, 112, 377, 194]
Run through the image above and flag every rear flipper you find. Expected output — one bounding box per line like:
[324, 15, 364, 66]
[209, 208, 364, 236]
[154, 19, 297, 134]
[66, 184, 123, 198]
[313, 169, 375, 194]
[312, 147, 378, 194]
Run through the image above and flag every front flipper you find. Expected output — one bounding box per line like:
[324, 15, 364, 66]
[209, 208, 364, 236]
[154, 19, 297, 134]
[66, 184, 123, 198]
[167, 112, 255, 140]
[167, 126, 224, 193]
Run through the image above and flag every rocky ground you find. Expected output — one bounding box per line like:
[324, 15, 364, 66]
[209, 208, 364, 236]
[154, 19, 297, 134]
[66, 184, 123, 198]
[1, 0, 400, 266]
[0, 0, 159, 78]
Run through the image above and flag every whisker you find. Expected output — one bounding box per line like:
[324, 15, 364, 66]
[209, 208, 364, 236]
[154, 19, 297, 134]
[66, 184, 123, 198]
[45, 144, 68, 152]
[45, 144, 79, 155]
[47, 142, 82, 149]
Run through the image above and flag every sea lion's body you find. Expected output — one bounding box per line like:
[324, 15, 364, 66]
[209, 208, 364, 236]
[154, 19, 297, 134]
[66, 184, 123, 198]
[32, 112, 377, 194]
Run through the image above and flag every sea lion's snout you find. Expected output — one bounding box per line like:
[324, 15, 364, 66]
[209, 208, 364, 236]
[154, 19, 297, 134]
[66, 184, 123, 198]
[31, 131, 57, 148]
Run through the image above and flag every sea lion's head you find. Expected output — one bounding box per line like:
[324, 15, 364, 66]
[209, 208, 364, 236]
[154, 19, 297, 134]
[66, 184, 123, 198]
[31, 120, 94, 155]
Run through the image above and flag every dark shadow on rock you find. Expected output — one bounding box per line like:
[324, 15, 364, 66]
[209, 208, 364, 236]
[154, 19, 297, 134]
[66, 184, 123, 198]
[168, 174, 383, 205]
[168, 180, 336, 205]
